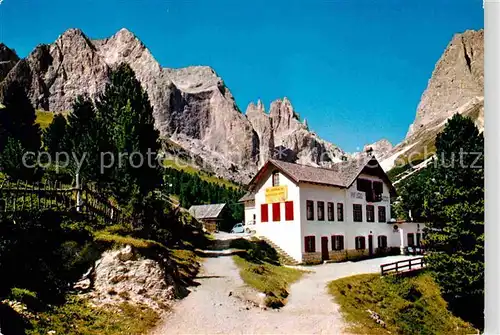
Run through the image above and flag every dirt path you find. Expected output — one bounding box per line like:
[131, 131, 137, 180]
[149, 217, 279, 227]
[152, 254, 413, 335]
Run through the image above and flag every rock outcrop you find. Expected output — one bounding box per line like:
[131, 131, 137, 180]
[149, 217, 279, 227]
[0, 44, 19, 82]
[380, 29, 484, 172]
[406, 29, 483, 137]
[76, 245, 177, 312]
[0, 28, 346, 183]
[246, 100, 274, 166]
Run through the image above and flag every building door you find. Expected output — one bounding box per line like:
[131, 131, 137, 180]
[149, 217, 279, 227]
[368, 235, 374, 256]
[321, 237, 329, 261]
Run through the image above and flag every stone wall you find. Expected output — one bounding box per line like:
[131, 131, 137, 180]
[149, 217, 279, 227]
[301, 247, 399, 264]
[302, 252, 322, 264]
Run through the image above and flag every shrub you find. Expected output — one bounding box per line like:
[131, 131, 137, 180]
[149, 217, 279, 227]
[8, 288, 41, 310]
[230, 238, 279, 264]
[0, 211, 96, 302]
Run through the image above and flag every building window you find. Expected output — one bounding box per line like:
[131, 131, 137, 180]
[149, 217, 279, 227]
[306, 200, 314, 220]
[272, 172, 279, 186]
[377, 235, 388, 249]
[353, 204, 363, 222]
[304, 236, 316, 252]
[407, 233, 415, 246]
[327, 202, 334, 221]
[357, 178, 384, 202]
[366, 205, 375, 222]
[416, 233, 421, 247]
[261, 204, 268, 223]
[378, 206, 386, 222]
[373, 181, 383, 200]
[357, 178, 374, 201]
[272, 203, 281, 222]
[317, 201, 325, 221]
[285, 201, 294, 221]
[331, 235, 344, 251]
[337, 203, 344, 221]
[355, 236, 366, 250]
[357, 178, 372, 193]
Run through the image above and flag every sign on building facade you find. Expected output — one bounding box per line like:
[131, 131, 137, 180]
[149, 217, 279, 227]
[265, 186, 288, 203]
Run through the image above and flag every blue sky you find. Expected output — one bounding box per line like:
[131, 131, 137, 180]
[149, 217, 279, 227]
[0, 0, 483, 152]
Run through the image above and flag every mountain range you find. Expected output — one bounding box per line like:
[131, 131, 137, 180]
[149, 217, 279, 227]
[0, 28, 484, 183]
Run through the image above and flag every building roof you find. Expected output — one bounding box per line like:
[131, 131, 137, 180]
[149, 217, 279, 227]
[259, 155, 375, 188]
[188, 203, 226, 219]
[242, 155, 396, 201]
[239, 191, 255, 202]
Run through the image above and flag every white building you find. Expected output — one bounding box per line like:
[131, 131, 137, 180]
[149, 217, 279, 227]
[239, 155, 424, 264]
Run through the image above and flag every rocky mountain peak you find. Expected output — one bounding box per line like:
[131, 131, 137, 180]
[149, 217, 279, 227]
[246, 99, 266, 115]
[0, 44, 19, 82]
[54, 28, 97, 53]
[247, 97, 344, 167]
[0, 43, 19, 59]
[363, 138, 393, 160]
[381, 29, 484, 172]
[95, 27, 158, 72]
[102, 27, 147, 56]
[115, 27, 138, 40]
[406, 29, 483, 137]
[269, 97, 305, 135]
[257, 99, 264, 111]
[364, 138, 393, 152]
[57, 28, 86, 40]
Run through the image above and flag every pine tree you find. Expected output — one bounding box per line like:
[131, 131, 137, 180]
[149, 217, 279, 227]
[63, 96, 106, 182]
[0, 82, 41, 180]
[422, 114, 484, 327]
[0, 137, 36, 180]
[95, 63, 161, 203]
[43, 114, 68, 156]
[0, 82, 41, 153]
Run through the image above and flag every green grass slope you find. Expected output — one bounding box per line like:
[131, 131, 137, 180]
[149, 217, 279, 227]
[164, 158, 240, 189]
[230, 238, 304, 308]
[328, 272, 477, 335]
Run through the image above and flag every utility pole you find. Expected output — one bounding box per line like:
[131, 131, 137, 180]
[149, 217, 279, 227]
[399, 227, 404, 255]
[76, 173, 82, 212]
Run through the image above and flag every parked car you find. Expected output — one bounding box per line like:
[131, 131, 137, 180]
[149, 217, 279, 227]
[405, 246, 425, 256]
[230, 223, 245, 233]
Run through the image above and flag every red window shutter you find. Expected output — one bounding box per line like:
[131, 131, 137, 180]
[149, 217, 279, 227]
[261, 204, 268, 222]
[285, 201, 294, 221]
[272, 203, 281, 222]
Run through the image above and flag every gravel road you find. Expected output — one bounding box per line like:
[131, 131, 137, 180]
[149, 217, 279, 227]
[152, 254, 413, 335]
